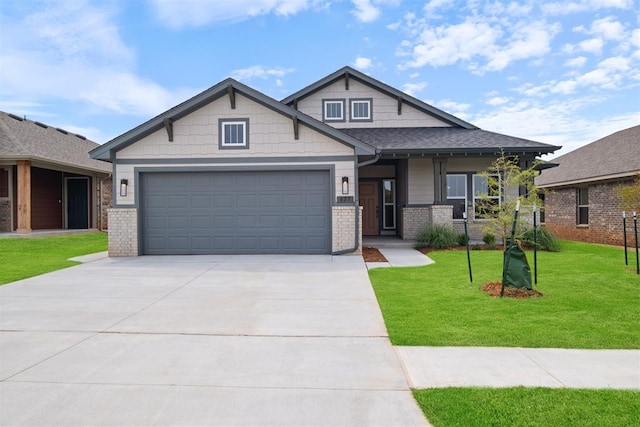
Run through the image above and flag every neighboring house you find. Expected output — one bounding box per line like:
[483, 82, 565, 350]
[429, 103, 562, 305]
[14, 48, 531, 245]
[0, 111, 112, 233]
[536, 125, 640, 246]
[90, 66, 560, 256]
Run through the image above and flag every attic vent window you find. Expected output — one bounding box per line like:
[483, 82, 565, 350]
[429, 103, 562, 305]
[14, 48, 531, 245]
[323, 99, 345, 122]
[350, 98, 372, 121]
[7, 113, 23, 121]
[75, 134, 87, 140]
[219, 118, 249, 149]
[34, 121, 48, 129]
[56, 127, 68, 134]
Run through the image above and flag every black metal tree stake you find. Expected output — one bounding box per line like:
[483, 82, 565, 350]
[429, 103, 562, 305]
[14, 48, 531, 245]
[463, 211, 472, 283]
[623, 211, 628, 265]
[533, 205, 538, 285]
[634, 211, 639, 275]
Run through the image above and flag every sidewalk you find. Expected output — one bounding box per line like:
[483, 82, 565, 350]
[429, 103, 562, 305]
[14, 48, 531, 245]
[397, 346, 640, 389]
[363, 237, 434, 269]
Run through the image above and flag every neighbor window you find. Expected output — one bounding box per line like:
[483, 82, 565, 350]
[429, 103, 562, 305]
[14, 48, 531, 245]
[577, 187, 589, 225]
[350, 99, 372, 121]
[446, 174, 467, 219]
[323, 99, 345, 121]
[473, 174, 500, 218]
[219, 119, 249, 149]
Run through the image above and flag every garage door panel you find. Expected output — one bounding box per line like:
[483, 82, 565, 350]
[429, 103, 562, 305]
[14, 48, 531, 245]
[141, 171, 331, 254]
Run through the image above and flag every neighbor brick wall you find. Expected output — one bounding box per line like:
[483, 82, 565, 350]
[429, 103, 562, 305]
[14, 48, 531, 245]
[99, 177, 112, 230]
[108, 208, 138, 256]
[544, 180, 635, 246]
[0, 200, 10, 232]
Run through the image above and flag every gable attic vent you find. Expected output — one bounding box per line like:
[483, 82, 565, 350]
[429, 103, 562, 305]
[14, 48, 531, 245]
[34, 121, 48, 129]
[7, 113, 24, 121]
[55, 127, 68, 135]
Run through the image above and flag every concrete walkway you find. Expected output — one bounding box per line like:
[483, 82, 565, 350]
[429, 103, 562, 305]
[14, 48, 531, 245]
[0, 255, 429, 426]
[363, 237, 434, 269]
[397, 347, 640, 389]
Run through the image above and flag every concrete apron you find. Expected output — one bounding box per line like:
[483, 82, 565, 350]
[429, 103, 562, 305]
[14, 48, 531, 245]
[0, 255, 429, 426]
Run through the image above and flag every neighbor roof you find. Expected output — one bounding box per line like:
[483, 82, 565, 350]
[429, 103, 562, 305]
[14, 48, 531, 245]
[341, 127, 560, 156]
[281, 66, 478, 130]
[90, 78, 376, 161]
[0, 111, 111, 174]
[536, 124, 640, 187]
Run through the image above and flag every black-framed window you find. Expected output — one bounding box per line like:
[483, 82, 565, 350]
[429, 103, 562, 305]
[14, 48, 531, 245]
[446, 174, 467, 219]
[577, 187, 589, 225]
[473, 174, 500, 218]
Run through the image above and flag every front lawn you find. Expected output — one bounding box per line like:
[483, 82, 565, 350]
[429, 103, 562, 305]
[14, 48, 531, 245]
[414, 387, 640, 427]
[0, 232, 108, 285]
[369, 241, 640, 348]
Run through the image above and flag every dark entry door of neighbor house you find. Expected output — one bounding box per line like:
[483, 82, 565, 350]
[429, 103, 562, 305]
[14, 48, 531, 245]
[67, 178, 89, 229]
[359, 181, 379, 236]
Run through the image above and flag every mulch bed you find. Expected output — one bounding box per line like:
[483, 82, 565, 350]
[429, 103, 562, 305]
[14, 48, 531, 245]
[362, 247, 388, 262]
[481, 281, 543, 298]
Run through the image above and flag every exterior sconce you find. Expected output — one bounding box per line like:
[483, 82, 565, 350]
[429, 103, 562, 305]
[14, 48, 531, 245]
[120, 179, 128, 197]
[342, 176, 349, 195]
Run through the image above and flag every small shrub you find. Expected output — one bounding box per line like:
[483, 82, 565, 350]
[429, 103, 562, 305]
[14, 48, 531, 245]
[519, 226, 561, 252]
[482, 233, 496, 249]
[416, 224, 458, 249]
[472, 244, 482, 250]
[457, 233, 468, 246]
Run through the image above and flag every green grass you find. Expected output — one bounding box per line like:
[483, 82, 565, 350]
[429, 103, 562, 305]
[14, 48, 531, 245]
[413, 387, 640, 427]
[0, 232, 108, 285]
[369, 241, 640, 348]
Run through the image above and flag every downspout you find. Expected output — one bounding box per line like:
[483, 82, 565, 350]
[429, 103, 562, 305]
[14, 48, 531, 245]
[332, 152, 381, 255]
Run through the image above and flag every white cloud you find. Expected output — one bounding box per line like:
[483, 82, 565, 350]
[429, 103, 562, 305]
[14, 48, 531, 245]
[565, 56, 588, 67]
[351, 0, 400, 23]
[402, 81, 428, 96]
[0, 0, 195, 119]
[148, 0, 317, 28]
[230, 65, 295, 81]
[399, 16, 559, 73]
[542, 0, 634, 15]
[486, 96, 509, 106]
[353, 57, 373, 70]
[632, 29, 640, 48]
[578, 38, 604, 54]
[437, 99, 471, 112]
[590, 16, 626, 40]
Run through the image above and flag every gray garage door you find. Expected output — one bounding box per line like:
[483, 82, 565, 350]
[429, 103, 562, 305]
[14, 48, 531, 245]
[140, 170, 331, 255]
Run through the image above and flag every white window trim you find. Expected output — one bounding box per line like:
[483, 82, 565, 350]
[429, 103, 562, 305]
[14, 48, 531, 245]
[350, 98, 372, 121]
[219, 119, 249, 149]
[323, 99, 345, 122]
[473, 174, 501, 220]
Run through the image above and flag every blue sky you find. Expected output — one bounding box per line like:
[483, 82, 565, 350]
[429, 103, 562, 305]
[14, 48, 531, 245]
[1, 0, 638, 158]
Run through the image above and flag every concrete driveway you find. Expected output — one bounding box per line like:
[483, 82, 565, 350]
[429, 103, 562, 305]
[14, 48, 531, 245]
[0, 255, 428, 426]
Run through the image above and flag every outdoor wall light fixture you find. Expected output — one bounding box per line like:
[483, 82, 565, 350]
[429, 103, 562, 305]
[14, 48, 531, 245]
[342, 176, 349, 195]
[120, 179, 128, 197]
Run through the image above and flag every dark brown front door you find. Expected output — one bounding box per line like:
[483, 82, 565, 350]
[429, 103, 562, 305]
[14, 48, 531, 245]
[359, 181, 379, 236]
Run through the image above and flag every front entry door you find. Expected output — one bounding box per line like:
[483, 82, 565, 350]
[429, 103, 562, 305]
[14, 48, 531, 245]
[66, 178, 89, 229]
[359, 181, 379, 236]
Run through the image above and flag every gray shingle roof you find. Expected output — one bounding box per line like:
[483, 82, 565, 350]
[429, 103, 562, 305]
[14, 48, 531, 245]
[341, 127, 560, 155]
[536, 124, 640, 187]
[90, 78, 376, 161]
[0, 111, 111, 174]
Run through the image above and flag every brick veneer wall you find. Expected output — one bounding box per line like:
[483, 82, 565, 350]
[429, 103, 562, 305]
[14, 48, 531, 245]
[0, 200, 10, 232]
[544, 180, 635, 246]
[401, 205, 453, 240]
[108, 208, 138, 256]
[332, 206, 362, 254]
